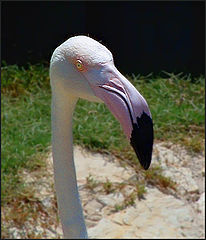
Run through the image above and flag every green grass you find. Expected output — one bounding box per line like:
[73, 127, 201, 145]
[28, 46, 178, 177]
[1, 64, 205, 207]
[85, 174, 147, 211]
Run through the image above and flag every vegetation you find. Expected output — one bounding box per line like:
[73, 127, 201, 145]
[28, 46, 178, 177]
[85, 174, 147, 211]
[1, 63, 204, 235]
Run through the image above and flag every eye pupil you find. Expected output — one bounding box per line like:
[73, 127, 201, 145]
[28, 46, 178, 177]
[76, 60, 83, 70]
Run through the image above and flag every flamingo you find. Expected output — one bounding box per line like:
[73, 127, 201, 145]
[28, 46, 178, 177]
[50, 35, 153, 239]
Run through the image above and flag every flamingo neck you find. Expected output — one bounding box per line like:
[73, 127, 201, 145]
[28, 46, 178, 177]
[51, 93, 88, 238]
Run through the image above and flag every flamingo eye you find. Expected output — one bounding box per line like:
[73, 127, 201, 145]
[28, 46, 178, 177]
[75, 60, 84, 71]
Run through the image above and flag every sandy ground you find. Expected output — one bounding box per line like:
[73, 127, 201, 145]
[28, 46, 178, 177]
[2, 142, 205, 239]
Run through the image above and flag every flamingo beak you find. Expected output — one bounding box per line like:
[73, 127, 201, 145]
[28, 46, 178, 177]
[83, 62, 154, 170]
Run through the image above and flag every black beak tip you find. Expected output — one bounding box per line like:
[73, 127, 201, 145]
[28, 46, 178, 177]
[131, 142, 153, 170]
[140, 155, 152, 170]
[141, 158, 151, 170]
[130, 112, 154, 170]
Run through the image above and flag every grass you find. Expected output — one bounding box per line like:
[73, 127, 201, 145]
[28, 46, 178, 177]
[132, 72, 205, 151]
[85, 174, 99, 191]
[1, 64, 205, 235]
[85, 173, 148, 212]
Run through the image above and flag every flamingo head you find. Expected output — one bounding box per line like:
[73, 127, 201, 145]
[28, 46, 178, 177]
[50, 35, 153, 170]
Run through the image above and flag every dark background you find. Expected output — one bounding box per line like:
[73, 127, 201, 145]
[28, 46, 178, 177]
[1, 1, 205, 76]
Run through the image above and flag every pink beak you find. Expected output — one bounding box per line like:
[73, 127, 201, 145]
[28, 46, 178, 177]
[83, 62, 153, 170]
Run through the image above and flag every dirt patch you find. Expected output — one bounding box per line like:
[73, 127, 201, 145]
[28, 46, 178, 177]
[2, 142, 205, 239]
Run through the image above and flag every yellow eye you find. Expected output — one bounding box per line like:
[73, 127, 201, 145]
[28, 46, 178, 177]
[75, 60, 84, 71]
